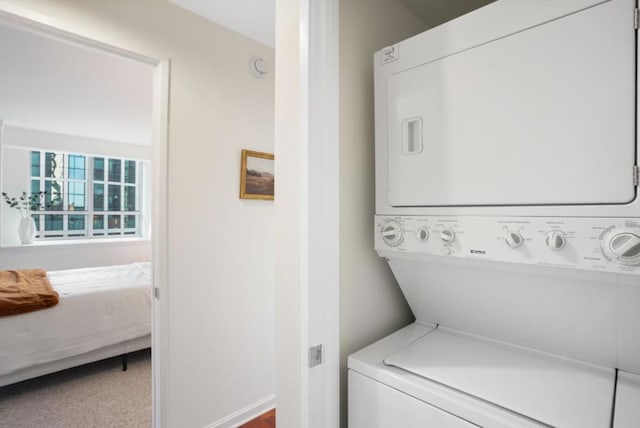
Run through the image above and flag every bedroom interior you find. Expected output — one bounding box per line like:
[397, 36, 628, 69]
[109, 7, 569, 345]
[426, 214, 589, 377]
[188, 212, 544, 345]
[0, 14, 156, 426]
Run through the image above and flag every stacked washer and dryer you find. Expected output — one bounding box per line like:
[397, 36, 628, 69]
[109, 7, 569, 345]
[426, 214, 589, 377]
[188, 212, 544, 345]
[348, 0, 640, 427]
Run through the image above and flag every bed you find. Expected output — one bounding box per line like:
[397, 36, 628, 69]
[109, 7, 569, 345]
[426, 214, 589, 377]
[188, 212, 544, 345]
[0, 262, 152, 387]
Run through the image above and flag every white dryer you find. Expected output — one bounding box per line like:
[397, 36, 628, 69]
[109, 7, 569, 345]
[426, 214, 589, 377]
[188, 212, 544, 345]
[349, 0, 640, 427]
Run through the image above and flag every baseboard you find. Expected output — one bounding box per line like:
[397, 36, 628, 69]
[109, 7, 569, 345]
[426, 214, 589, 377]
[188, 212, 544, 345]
[206, 394, 275, 428]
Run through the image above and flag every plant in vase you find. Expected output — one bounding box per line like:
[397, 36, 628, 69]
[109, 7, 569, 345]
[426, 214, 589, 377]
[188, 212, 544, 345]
[2, 191, 48, 245]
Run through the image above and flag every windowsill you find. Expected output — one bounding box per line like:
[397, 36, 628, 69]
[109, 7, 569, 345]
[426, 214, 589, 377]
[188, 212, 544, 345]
[1, 237, 151, 250]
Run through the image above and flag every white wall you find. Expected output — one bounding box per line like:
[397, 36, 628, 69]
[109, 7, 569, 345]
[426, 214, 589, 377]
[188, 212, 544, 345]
[2, 125, 152, 159]
[0, 1, 275, 427]
[0, 240, 151, 271]
[339, 0, 427, 425]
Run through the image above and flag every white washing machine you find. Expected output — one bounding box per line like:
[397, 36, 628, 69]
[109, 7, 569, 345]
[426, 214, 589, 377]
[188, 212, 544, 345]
[349, 0, 640, 426]
[350, 221, 640, 427]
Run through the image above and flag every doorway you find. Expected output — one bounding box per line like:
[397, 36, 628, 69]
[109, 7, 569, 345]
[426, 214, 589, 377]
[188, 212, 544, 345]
[0, 6, 168, 427]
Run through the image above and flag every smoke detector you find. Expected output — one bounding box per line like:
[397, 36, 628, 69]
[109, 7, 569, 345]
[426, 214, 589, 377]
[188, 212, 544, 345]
[250, 57, 268, 78]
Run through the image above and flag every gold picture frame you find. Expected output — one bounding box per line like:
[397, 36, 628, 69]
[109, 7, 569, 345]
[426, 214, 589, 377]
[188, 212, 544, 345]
[239, 149, 275, 200]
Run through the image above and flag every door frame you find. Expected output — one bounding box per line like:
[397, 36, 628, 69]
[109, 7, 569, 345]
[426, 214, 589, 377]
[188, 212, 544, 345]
[274, 0, 340, 426]
[0, 4, 170, 427]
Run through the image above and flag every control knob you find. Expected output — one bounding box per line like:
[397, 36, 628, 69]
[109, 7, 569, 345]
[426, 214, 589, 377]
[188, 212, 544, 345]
[416, 227, 429, 242]
[440, 228, 456, 243]
[608, 232, 640, 263]
[545, 231, 567, 251]
[504, 231, 524, 249]
[381, 220, 404, 247]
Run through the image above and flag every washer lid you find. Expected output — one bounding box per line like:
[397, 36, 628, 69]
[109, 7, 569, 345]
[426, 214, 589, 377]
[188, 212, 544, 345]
[384, 327, 615, 428]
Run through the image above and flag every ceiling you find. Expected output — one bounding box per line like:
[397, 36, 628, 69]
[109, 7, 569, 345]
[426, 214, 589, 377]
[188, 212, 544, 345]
[0, 22, 154, 145]
[169, 0, 276, 48]
[168, 0, 495, 49]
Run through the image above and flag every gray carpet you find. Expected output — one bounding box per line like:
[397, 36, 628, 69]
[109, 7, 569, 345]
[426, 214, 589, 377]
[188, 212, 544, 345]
[0, 349, 151, 428]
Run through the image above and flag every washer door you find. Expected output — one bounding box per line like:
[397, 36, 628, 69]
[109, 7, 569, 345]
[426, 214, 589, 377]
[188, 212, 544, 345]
[387, 0, 636, 207]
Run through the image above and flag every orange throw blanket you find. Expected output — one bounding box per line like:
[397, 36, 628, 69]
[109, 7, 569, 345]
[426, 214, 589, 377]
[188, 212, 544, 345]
[0, 269, 59, 316]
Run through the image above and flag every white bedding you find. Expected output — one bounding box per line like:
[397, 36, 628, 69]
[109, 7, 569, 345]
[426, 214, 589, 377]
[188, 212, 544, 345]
[0, 262, 151, 376]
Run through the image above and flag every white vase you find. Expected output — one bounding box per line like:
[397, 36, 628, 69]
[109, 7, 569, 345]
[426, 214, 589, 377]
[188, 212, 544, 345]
[18, 216, 37, 245]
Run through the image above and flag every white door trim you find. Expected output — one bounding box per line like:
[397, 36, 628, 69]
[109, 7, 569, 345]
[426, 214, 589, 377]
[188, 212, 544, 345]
[304, 0, 340, 427]
[274, 0, 340, 426]
[0, 4, 170, 427]
[151, 59, 170, 428]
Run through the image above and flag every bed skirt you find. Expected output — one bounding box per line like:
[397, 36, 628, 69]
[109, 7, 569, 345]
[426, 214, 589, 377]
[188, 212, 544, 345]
[0, 335, 150, 387]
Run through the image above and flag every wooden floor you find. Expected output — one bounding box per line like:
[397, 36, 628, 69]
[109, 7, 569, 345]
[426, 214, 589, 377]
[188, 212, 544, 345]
[239, 408, 276, 428]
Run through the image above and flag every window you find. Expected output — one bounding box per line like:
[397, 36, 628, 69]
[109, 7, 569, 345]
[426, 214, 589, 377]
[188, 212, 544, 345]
[30, 151, 143, 240]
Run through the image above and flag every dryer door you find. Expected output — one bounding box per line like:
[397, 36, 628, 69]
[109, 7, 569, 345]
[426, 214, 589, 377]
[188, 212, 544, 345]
[387, 0, 636, 207]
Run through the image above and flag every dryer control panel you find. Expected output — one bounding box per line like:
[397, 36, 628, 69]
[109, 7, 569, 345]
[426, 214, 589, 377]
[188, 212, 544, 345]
[375, 215, 640, 274]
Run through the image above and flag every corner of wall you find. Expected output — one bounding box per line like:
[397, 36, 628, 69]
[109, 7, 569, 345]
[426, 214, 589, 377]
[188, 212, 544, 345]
[338, 0, 428, 426]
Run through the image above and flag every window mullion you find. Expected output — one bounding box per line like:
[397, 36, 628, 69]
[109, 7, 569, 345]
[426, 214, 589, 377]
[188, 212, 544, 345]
[38, 152, 45, 237]
[105, 156, 110, 237]
[88, 157, 94, 238]
[62, 153, 69, 238]
[120, 157, 124, 235]
[136, 161, 141, 236]
[63, 153, 68, 211]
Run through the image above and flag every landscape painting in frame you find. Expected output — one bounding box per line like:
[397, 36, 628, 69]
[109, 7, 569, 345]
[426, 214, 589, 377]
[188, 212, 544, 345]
[240, 149, 275, 200]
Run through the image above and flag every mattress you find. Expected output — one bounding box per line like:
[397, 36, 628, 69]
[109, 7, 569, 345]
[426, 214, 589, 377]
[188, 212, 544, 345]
[0, 262, 152, 376]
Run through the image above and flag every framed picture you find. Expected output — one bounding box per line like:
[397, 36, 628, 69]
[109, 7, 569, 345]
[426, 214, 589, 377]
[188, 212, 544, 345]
[239, 149, 275, 200]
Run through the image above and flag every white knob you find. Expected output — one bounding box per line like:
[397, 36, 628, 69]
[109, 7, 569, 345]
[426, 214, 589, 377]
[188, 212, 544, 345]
[609, 233, 640, 261]
[545, 231, 567, 251]
[381, 220, 404, 247]
[440, 228, 455, 243]
[416, 227, 429, 242]
[504, 231, 523, 248]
